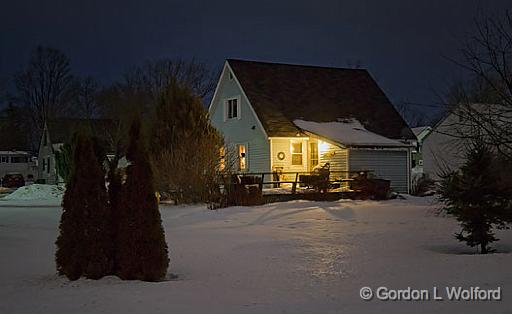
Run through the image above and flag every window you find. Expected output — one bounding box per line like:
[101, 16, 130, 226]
[238, 144, 247, 171]
[42, 159, 46, 171]
[225, 97, 240, 120]
[10, 156, 28, 163]
[47, 158, 50, 174]
[0, 156, 7, 163]
[291, 142, 303, 165]
[310, 142, 318, 167]
[219, 147, 226, 171]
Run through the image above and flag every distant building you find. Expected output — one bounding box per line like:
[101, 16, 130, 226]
[38, 119, 115, 184]
[422, 103, 510, 179]
[411, 126, 432, 176]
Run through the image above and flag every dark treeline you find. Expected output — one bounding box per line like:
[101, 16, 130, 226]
[0, 45, 219, 152]
[0, 45, 224, 204]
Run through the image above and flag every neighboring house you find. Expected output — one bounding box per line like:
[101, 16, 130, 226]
[411, 126, 432, 176]
[208, 59, 416, 193]
[0, 150, 37, 182]
[38, 119, 115, 184]
[422, 103, 510, 179]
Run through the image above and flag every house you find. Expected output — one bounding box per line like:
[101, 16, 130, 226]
[410, 126, 432, 176]
[0, 150, 38, 183]
[38, 119, 115, 184]
[422, 103, 512, 179]
[208, 59, 416, 193]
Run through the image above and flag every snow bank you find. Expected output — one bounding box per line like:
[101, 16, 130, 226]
[294, 119, 410, 147]
[3, 184, 64, 201]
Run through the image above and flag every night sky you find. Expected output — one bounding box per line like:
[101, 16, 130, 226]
[1, 0, 510, 118]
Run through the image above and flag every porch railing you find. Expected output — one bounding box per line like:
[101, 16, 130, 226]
[221, 170, 374, 195]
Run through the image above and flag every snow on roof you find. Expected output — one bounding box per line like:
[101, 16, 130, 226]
[411, 126, 431, 138]
[0, 151, 30, 155]
[293, 119, 411, 147]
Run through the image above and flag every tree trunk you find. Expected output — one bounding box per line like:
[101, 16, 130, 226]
[480, 243, 488, 254]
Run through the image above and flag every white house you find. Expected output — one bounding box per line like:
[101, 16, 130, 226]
[422, 103, 510, 179]
[410, 126, 432, 175]
[208, 59, 416, 193]
[38, 119, 115, 184]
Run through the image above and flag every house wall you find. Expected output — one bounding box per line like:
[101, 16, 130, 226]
[269, 136, 349, 182]
[348, 148, 410, 193]
[318, 140, 349, 179]
[209, 65, 270, 173]
[422, 114, 466, 180]
[270, 138, 308, 180]
[37, 127, 58, 184]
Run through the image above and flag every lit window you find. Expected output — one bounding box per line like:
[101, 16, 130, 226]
[291, 142, 303, 165]
[238, 144, 246, 170]
[310, 142, 318, 166]
[219, 147, 226, 171]
[225, 98, 239, 120]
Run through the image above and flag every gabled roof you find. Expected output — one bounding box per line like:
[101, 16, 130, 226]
[46, 118, 116, 152]
[227, 59, 415, 140]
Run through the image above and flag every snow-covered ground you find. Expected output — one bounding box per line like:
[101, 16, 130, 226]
[1, 197, 511, 313]
[0, 184, 64, 207]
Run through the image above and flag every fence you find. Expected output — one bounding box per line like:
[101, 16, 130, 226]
[222, 170, 374, 195]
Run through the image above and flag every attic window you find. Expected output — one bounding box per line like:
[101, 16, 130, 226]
[229, 72, 234, 80]
[225, 97, 240, 120]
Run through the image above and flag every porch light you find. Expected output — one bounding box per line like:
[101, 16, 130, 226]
[318, 140, 330, 155]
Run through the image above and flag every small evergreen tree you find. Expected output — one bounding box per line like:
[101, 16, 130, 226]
[55, 134, 113, 280]
[117, 118, 169, 281]
[438, 142, 512, 254]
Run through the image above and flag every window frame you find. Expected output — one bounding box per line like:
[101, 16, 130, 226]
[224, 96, 241, 121]
[237, 143, 247, 171]
[310, 142, 319, 167]
[291, 142, 303, 166]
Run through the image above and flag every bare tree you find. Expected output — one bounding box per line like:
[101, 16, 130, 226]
[123, 58, 218, 102]
[12, 46, 75, 132]
[75, 76, 99, 119]
[394, 101, 430, 128]
[446, 10, 512, 160]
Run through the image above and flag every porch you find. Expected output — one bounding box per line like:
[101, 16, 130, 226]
[269, 136, 348, 182]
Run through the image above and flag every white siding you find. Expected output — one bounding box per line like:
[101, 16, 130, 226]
[209, 64, 270, 173]
[37, 127, 58, 184]
[422, 113, 466, 179]
[318, 141, 348, 179]
[348, 149, 410, 193]
[270, 138, 308, 180]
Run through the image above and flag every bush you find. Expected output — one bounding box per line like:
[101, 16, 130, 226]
[150, 81, 223, 203]
[116, 118, 169, 281]
[410, 174, 435, 196]
[55, 134, 113, 280]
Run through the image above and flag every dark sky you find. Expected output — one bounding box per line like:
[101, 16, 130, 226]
[1, 0, 510, 118]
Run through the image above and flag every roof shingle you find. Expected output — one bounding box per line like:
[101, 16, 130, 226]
[227, 59, 415, 140]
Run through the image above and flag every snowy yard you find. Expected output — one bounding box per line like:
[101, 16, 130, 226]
[1, 196, 511, 313]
